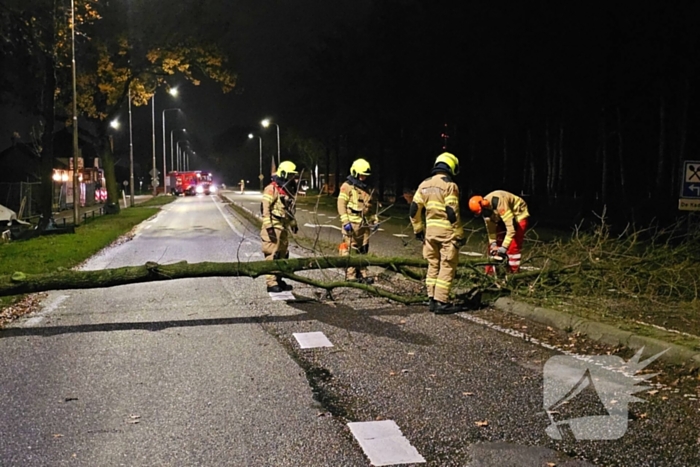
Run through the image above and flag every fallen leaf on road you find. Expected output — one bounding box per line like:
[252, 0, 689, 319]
[475, 420, 488, 427]
[407, 351, 415, 356]
[399, 320, 406, 324]
[639, 413, 648, 419]
[462, 392, 474, 396]
[389, 371, 397, 376]
[129, 414, 141, 419]
[547, 463, 556, 467]
[648, 390, 659, 395]
[53, 434, 63, 438]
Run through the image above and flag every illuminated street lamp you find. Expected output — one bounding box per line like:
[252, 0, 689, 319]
[248, 133, 263, 192]
[261, 118, 280, 166]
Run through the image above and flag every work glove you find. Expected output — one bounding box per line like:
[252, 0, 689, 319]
[290, 220, 299, 234]
[370, 223, 380, 233]
[454, 237, 466, 248]
[489, 242, 498, 255]
[415, 230, 425, 242]
[343, 223, 353, 233]
[493, 246, 508, 261]
[266, 227, 278, 244]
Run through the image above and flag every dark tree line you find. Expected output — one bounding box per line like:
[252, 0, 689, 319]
[277, 0, 700, 226]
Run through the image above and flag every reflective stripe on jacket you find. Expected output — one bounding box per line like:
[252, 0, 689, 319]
[261, 182, 294, 228]
[484, 190, 529, 248]
[410, 174, 463, 239]
[338, 181, 372, 225]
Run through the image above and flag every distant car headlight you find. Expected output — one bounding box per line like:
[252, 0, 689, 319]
[209, 185, 217, 193]
[196, 185, 204, 194]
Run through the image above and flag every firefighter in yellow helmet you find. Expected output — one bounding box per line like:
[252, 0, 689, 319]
[468, 191, 529, 274]
[409, 152, 465, 314]
[261, 160, 299, 293]
[337, 158, 376, 284]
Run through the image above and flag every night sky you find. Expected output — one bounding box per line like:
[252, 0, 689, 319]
[2, 0, 699, 224]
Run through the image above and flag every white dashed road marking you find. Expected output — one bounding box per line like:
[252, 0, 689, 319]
[303, 223, 342, 231]
[293, 332, 334, 349]
[348, 420, 426, 466]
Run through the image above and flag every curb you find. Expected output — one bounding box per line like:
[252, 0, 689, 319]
[493, 297, 700, 368]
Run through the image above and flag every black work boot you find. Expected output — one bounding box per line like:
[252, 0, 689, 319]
[429, 298, 436, 312]
[434, 301, 460, 315]
[267, 285, 284, 293]
[277, 278, 293, 291]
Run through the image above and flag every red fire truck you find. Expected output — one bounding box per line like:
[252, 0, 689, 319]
[168, 171, 215, 196]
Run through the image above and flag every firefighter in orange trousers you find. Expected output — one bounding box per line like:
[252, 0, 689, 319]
[410, 153, 465, 314]
[337, 158, 377, 284]
[468, 190, 529, 274]
[261, 161, 299, 293]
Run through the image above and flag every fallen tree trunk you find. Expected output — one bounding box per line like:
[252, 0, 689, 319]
[0, 255, 462, 298]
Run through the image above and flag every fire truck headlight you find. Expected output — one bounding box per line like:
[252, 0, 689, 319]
[196, 185, 204, 194]
[209, 185, 217, 193]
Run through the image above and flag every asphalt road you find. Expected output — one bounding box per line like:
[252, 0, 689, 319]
[1, 194, 698, 466]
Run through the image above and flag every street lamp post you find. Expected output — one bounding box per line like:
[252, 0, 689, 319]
[171, 128, 186, 172]
[151, 88, 178, 196]
[261, 118, 280, 166]
[128, 87, 134, 207]
[70, 0, 80, 225]
[177, 140, 189, 171]
[151, 94, 157, 195]
[162, 104, 180, 191]
[248, 133, 263, 192]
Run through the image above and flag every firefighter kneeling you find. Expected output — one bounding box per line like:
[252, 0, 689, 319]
[337, 158, 376, 284]
[410, 153, 465, 314]
[261, 161, 299, 293]
[468, 190, 529, 274]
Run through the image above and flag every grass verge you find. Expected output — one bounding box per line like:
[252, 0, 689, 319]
[0, 198, 176, 315]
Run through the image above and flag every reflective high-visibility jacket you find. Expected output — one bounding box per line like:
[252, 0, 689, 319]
[484, 190, 529, 248]
[410, 173, 463, 239]
[338, 179, 372, 225]
[261, 182, 295, 229]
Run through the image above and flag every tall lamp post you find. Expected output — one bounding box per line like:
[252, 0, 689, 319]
[248, 133, 263, 192]
[162, 103, 180, 191]
[70, 0, 80, 225]
[128, 87, 134, 207]
[261, 118, 280, 166]
[177, 139, 189, 171]
[150, 87, 178, 196]
[171, 128, 186, 171]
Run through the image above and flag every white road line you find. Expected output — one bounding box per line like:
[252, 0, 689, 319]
[303, 223, 342, 231]
[213, 197, 246, 237]
[348, 420, 425, 466]
[392, 234, 409, 238]
[23, 294, 69, 327]
[293, 332, 334, 349]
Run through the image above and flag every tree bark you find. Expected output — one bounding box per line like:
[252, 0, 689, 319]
[0, 255, 496, 298]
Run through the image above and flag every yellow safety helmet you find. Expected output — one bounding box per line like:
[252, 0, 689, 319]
[276, 161, 298, 179]
[434, 152, 460, 176]
[350, 158, 371, 177]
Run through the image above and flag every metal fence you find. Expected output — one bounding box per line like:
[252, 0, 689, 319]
[0, 182, 41, 219]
